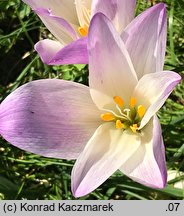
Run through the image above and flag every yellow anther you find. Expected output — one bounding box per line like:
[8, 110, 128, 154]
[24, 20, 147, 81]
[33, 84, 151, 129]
[130, 97, 137, 108]
[137, 105, 146, 118]
[78, 24, 88, 37]
[101, 113, 115, 121]
[113, 96, 124, 107]
[116, 120, 123, 129]
[130, 124, 138, 133]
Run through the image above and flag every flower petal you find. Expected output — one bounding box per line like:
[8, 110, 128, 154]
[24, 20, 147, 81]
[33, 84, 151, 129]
[133, 71, 181, 129]
[22, 0, 78, 25]
[92, 0, 136, 32]
[35, 37, 88, 65]
[34, 39, 63, 64]
[122, 3, 167, 79]
[120, 116, 167, 188]
[75, 0, 92, 27]
[0, 79, 101, 159]
[88, 13, 138, 110]
[72, 123, 141, 197]
[34, 8, 78, 44]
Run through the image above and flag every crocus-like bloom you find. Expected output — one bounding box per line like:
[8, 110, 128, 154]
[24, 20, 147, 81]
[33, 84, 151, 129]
[22, 0, 136, 65]
[0, 11, 181, 197]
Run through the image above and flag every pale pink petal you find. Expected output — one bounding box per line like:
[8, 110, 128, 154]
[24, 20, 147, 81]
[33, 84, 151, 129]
[22, 0, 78, 25]
[92, 0, 136, 32]
[88, 13, 138, 110]
[120, 116, 167, 188]
[133, 71, 181, 129]
[34, 8, 78, 44]
[122, 3, 167, 79]
[34, 39, 63, 64]
[72, 123, 141, 197]
[35, 37, 88, 65]
[75, 0, 92, 27]
[0, 79, 101, 159]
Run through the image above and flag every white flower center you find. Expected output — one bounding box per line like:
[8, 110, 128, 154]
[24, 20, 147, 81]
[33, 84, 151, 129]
[101, 96, 146, 133]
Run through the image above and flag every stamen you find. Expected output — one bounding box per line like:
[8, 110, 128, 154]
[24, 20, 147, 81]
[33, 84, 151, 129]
[101, 113, 115, 121]
[137, 105, 146, 118]
[130, 124, 138, 133]
[101, 96, 145, 133]
[113, 96, 124, 108]
[78, 24, 88, 37]
[130, 97, 137, 108]
[116, 120, 123, 129]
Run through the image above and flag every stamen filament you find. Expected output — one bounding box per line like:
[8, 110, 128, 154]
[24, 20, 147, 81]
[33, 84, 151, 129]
[100, 96, 146, 134]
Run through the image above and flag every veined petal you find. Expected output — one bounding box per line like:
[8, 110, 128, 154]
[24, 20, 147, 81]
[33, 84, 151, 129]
[92, 0, 136, 32]
[75, 0, 92, 27]
[122, 3, 167, 79]
[22, 0, 78, 25]
[72, 123, 141, 197]
[0, 79, 101, 159]
[35, 37, 88, 65]
[88, 13, 138, 110]
[133, 71, 181, 129]
[34, 39, 63, 64]
[120, 116, 167, 188]
[34, 8, 78, 44]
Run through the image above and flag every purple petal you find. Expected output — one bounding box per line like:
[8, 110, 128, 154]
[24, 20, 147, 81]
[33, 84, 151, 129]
[133, 71, 181, 129]
[122, 3, 167, 79]
[0, 79, 101, 159]
[22, 0, 78, 25]
[72, 123, 141, 197]
[34, 8, 78, 44]
[120, 116, 167, 188]
[92, 0, 136, 32]
[35, 37, 88, 65]
[88, 13, 138, 110]
[34, 39, 63, 64]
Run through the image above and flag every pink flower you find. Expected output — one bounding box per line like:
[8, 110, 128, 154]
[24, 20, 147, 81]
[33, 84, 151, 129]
[22, 0, 136, 65]
[0, 8, 181, 197]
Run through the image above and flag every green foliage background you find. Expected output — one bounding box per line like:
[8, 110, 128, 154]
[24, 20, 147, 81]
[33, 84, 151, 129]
[0, 0, 183, 200]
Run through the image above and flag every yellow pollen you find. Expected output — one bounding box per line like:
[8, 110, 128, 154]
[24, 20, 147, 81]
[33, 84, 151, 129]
[116, 120, 123, 129]
[137, 105, 146, 118]
[130, 124, 138, 133]
[130, 97, 137, 108]
[113, 96, 124, 107]
[101, 113, 115, 121]
[78, 24, 88, 37]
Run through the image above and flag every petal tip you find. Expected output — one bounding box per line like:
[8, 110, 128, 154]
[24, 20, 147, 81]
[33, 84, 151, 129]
[155, 2, 166, 9]
[89, 12, 107, 31]
[72, 190, 83, 198]
[72, 186, 87, 198]
[151, 170, 167, 189]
